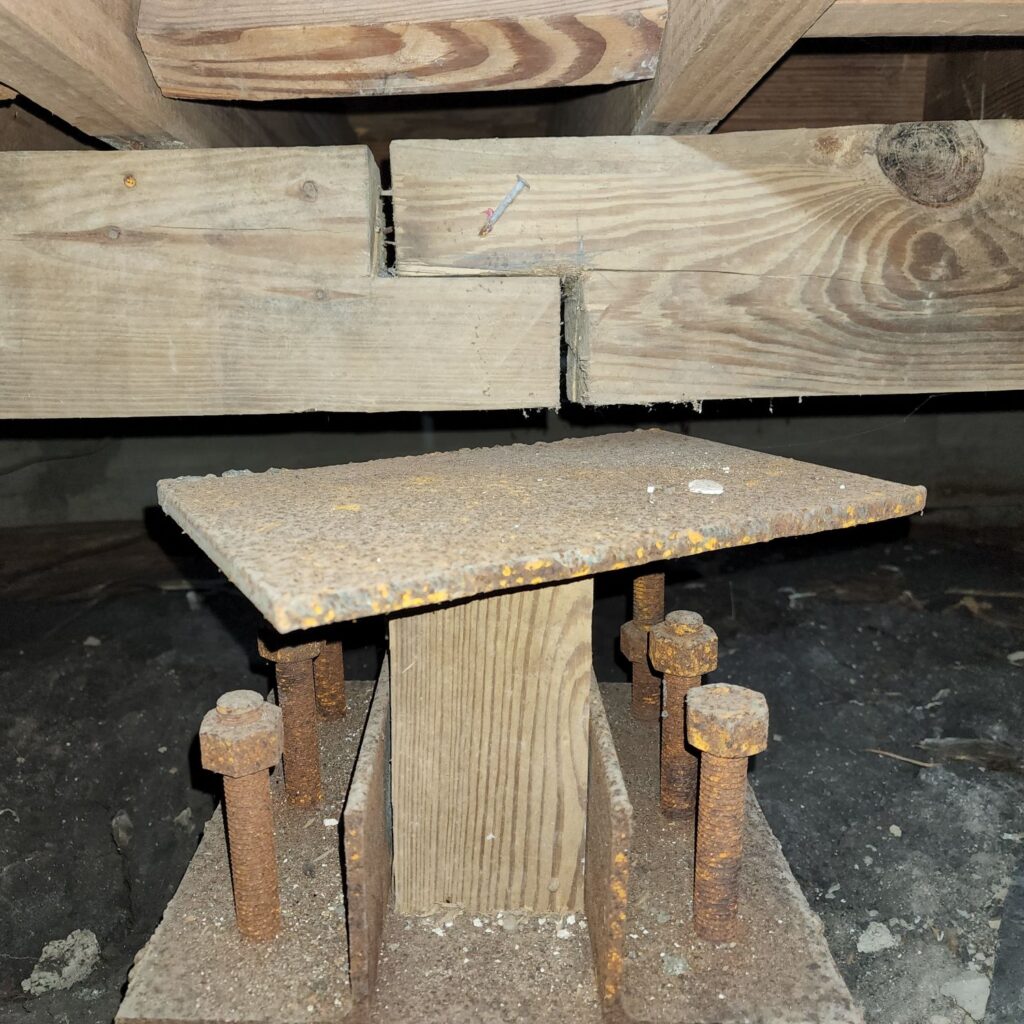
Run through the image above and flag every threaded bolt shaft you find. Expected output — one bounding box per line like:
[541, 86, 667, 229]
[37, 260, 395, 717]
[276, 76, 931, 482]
[630, 572, 664, 720]
[276, 658, 322, 806]
[693, 752, 748, 941]
[313, 638, 346, 719]
[660, 672, 700, 817]
[223, 771, 281, 941]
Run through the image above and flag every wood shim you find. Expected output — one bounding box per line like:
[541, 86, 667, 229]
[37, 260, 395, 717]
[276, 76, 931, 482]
[389, 580, 592, 915]
[808, 0, 1024, 36]
[584, 674, 632, 1013]
[137, 0, 666, 101]
[0, 147, 561, 416]
[343, 660, 392, 1006]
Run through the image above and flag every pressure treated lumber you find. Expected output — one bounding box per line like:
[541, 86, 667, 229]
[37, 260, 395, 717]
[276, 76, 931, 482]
[0, 146, 561, 417]
[719, 50, 927, 132]
[158, 430, 926, 632]
[808, 0, 1024, 36]
[136, 0, 666, 101]
[390, 581, 591, 915]
[0, 0, 343, 148]
[554, 0, 835, 135]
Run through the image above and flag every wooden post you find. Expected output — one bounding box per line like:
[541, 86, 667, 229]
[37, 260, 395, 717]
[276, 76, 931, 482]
[389, 580, 592, 914]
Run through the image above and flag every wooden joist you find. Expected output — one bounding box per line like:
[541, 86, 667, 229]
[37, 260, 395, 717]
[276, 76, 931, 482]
[393, 121, 1024, 403]
[0, 147, 560, 417]
[554, 0, 836, 135]
[808, 0, 1024, 37]
[136, 0, 666, 101]
[0, 0, 344, 148]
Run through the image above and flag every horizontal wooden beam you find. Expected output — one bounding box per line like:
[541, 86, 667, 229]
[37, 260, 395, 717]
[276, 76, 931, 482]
[394, 122, 1024, 402]
[719, 49, 927, 132]
[136, 0, 666, 101]
[0, 0, 345, 148]
[0, 146, 560, 417]
[808, 0, 1024, 36]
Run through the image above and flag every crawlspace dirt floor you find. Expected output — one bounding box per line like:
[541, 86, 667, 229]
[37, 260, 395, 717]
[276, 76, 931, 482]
[2, 513, 1024, 1024]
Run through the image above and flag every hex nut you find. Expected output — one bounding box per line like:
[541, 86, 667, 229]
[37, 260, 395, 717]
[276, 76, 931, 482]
[200, 696, 283, 778]
[649, 617, 718, 678]
[257, 624, 324, 664]
[619, 619, 651, 664]
[686, 683, 768, 758]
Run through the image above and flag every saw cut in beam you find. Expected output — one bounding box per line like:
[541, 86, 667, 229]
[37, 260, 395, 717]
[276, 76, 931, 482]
[0, 146, 560, 417]
[554, 0, 835, 135]
[136, 0, 666, 101]
[808, 0, 1024, 36]
[0, 0, 345, 148]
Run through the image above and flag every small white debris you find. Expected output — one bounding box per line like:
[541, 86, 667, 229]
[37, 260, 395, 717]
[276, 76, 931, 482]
[889, 824, 903, 838]
[857, 922, 897, 954]
[566, 914, 576, 925]
[21, 930, 100, 994]
[431, 927, 445, 937]
[556, 928, 571, 939]
[688, 479, 724, 496]
[824, 883, 840, 900]
[661, 954, 689, 976]
[722, 466, 730, 474]
[1002, 832, 1024, 842]
[82, 636, 101, 647]
[472, 918, 483, 928]
[647, 484, 656, 494]
[940, 973, 990, 1020]
[185, 590, 202, 612]
[323, 818, 339, 828]
[863, 855, 874, 867]
[485, 833, 496, 841]
[1008, 651, 1024, 666]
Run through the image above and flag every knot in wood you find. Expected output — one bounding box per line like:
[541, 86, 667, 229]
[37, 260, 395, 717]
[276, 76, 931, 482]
[687, 683, 768, 758]
[648, 619, 717, 678]
[876, 121, 984, 207]
[200, 696, 283, 777]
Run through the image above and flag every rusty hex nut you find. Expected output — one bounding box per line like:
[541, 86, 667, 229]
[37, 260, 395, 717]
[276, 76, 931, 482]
[686, 683, 768, 758]
[649, 612, 718, 678]
[200, 691, 283, 778]
[619, 619, 651, 664]
[257, 624, 323, 664]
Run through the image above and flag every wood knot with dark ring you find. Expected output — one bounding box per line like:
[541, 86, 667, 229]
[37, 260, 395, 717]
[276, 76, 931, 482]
[876, 121, 984, 207]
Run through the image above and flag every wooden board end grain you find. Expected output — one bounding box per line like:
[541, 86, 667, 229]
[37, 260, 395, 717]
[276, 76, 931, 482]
[344, 660, 392, 1006]
[389, 581, 592, 915]
[584, 674, 633, 1015]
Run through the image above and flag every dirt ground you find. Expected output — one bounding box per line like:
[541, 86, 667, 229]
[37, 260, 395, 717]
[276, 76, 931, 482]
[2, 512, 1023, 1024]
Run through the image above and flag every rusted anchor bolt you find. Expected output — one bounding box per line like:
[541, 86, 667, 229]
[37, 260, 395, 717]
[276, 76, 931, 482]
[686, 683, 769, 942]
[199, 690, 284, 941]
[648, 611, 718, 819]
[620, 572, 665, 721]
[258, 625, 325, 806]
[313, 636, 346, 719]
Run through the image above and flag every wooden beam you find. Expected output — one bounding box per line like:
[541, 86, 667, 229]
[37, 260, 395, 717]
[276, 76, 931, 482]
[925, 43, 1024, 120]
[719, 49, 927, 132]
[0, 100, 94, 150]
[136, 0, 666, 101]
[394, 122, 1024, 403]
[808, 0, 1024, 37]
[555, 0, 836, 135]
[0, 0, 344, 148]
[0, 146, 561, 417]
[0, 82, 15, 102]
[389, 581, 592, 915]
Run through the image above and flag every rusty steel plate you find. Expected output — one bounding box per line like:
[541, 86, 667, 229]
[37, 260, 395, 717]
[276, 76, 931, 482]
[158, 429, 926, 632]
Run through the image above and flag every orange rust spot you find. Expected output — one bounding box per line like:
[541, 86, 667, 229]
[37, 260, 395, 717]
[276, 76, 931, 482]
[611, 561, 628, 570]
[426, 590, 449, 603]
[687, 529, 704, 545]
[332, 503, 361, 512]
[501, 565, 512, 577]
[635, 547, 645, 559]
[530, 576, 543, 585]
